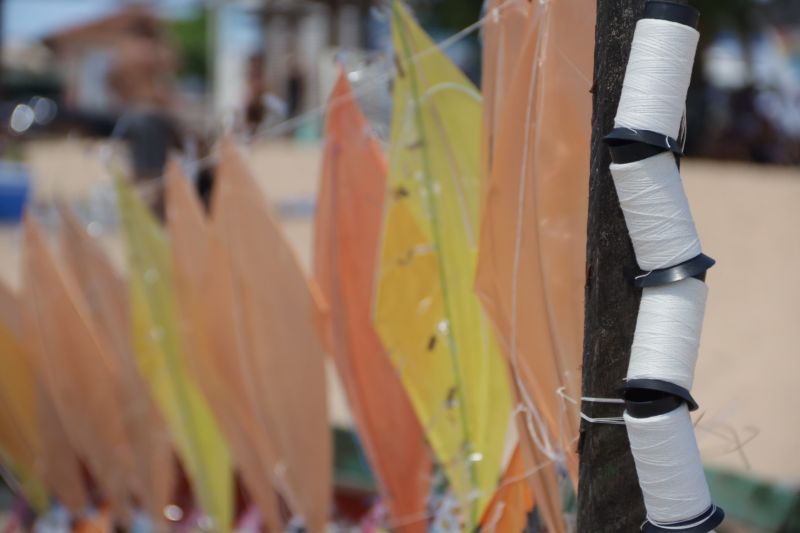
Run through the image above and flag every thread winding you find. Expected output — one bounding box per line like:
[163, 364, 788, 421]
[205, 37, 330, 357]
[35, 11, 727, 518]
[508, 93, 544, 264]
[627, 277, 707, 391]
[610, 6, 722, 532]
[624, 405, 712, 524]
[614, 18, 699, 139]
[610, 151, 701, 270]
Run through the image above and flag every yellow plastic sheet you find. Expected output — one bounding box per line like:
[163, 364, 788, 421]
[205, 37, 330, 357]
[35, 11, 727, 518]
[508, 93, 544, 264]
[212, 139, 331, 531]
[59, 210, 174, 520]
[115, 178, 233, 531]
[0, 315, 49, 512]
[374, 3, 514, 526]
[476, 0, 594, 501]
[314, 72, 430, 532]
[165, 163, 283, 531]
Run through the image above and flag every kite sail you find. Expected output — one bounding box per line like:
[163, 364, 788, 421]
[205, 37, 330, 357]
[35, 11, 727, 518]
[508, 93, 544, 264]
[479, 444, 534, 533]
[314, 72, 430, 531]
[480, 0, 531, 201]
[59, 210, 174, 521]
[212, 138, 331, 531]
[476, 0, 594, 515]
[22, 219, 139, 517]
[374, 3, 514, 526]
[0, 311, 49, 513]
[116, 178, 233, 531]
[165, 162, 283, 531]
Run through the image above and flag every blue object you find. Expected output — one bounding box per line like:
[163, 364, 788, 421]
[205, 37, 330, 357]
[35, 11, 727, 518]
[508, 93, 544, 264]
[0, 161, 30, 223]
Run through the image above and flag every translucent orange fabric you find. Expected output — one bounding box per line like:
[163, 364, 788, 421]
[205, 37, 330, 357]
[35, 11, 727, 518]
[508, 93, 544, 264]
[36, 384, 88, 513]
[476, 0, 594, 495]
[165, 163, 283, 531]
[479, 444, 534, 533]
[59, 210, 174, 520]
[480, 0, 532, 203]
[313, 72, 430, 532]
[22, 219, 138, 516]
[212, 138, 331, 531]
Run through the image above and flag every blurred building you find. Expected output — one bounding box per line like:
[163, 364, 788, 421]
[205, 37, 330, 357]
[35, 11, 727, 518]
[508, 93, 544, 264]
[213, 0, 378, 133]
[43, 5, 176, 115]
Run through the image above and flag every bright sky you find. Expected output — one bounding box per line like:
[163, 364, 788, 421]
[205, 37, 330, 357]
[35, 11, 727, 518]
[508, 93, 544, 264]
[4, 0, 202, 41]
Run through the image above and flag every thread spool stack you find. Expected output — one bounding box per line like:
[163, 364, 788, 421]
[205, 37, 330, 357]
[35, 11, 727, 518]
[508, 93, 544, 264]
[604, 2, 724, 532]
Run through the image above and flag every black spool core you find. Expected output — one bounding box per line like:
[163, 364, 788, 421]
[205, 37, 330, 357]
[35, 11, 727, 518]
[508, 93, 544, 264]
[625, 389, 683, 418]
[623, 378, 698, 411]
[604, 128, 683, 164]
[642, 505, 725, 533]
[634, 253, 715, 288]
[606, 141, 668, 165]
[644, 0, 700, 29]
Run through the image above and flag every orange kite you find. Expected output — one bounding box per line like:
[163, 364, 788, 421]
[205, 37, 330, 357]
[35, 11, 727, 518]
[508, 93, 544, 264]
[314, 72, 431, 532]
[212, 139, 332, 531]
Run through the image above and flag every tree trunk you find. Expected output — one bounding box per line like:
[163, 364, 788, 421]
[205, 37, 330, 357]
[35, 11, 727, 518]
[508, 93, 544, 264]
[577, 0, 652, 530]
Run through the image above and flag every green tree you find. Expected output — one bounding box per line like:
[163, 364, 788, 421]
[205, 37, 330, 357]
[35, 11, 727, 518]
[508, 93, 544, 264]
[167, 8, 209, 81]
[406, 0, 484, 30]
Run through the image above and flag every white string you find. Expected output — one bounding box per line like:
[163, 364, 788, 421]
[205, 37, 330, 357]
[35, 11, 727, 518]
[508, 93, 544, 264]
[610, 151, 702, 270]
[556, 386, 623, 406]
[557, 386, 625, 426]
[627, 277, 707, 390]
[580, 413, 626, 425]
[582, 396, 624, 404]
[614, 19, 699, 139]
[624, 405, 712, 524]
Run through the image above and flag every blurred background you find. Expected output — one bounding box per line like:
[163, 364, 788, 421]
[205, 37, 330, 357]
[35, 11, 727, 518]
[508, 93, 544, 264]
[0, 0, 797, 531]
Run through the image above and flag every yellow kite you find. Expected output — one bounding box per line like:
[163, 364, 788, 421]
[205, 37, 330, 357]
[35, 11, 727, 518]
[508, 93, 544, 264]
[314, 72, 430, 532]
[374, 3, 514, 527]
[116, 178, 233, 531]
[0, 319, 49, 512]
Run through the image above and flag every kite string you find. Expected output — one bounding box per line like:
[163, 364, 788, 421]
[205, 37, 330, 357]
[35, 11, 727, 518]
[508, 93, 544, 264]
[557, 387, 626, 425]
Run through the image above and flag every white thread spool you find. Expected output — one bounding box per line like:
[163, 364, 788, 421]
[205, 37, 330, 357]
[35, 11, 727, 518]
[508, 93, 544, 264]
[625, 405, 712, 525]
[627, 277, 707, 390]
[614, 18, 699, 139]
[610, 151, 701, 270]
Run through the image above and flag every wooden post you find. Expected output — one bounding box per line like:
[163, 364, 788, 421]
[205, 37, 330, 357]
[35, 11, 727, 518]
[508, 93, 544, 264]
[577, 0, 651, 530]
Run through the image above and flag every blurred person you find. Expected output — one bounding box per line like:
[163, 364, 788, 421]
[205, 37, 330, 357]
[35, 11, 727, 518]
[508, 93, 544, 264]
[244, 52, 270, 134]
[107, 15, 181, 218]
[286, 55, 306, 120]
